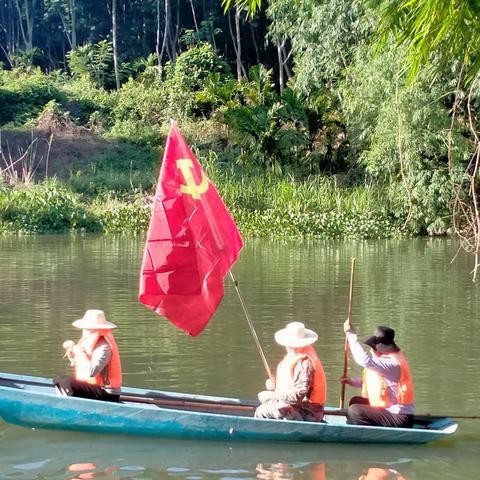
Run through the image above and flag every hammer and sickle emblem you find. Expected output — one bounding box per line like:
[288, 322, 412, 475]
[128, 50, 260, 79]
[176, 158, 209, 200]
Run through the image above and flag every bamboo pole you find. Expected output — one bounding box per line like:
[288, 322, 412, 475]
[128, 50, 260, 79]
[229, 270, 273, 380]
[340, 258, 356, 409]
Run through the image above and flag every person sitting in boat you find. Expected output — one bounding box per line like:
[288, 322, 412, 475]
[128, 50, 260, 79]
[341, 320, 414, 428]
[255, 322, 326, 421]
[54, 309, 122, 402]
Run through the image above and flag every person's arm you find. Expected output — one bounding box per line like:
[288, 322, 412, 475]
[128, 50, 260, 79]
[342, 376, 362, 388]
[62, 340, 75, 365]
[274, 357, 314, 405]
[89, 340, 112, 378]
[344, 324, 400, 381]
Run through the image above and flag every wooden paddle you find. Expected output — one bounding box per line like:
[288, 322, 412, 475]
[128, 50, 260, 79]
[0, 374, 259, 409]
[120, 394, 257, 414]
[120, 396, 477, 421]
[339, 258, 356, 409]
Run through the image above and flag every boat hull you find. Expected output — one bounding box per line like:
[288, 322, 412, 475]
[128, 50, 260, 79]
[0, 372, 457, 444]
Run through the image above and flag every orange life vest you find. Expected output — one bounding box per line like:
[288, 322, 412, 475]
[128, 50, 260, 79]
[275, 345, 326, 405]
[361, 352, 414, 408]
[73, 331, 122, 389]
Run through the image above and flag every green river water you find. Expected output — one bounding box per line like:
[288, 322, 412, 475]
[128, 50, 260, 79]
[0, 235, 478, 479]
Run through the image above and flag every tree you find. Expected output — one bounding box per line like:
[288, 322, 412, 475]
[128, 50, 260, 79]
[375, 0, 480, 84]
[44, 0, 77, 50]
[374, 0, 480, 278]
[111, 0, 120, 89]
[221, 0, 261, 18]
[13, 0, 35, 51]
[266, 0, 371, 97]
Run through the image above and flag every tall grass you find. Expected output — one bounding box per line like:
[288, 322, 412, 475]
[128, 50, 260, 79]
[0, 157, 401, 237]
[203, 158, 401, 239]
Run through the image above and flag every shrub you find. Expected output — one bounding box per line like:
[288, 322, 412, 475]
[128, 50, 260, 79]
[61, 76, 113, 128]
[0, 68, 63, 126]
[67, 41, 115, 89]
[163, 43, 232, 117]
[90, 194, 150, 233]
[110, 78, 168, 143]
[340, 44, 472, 234]
[0, 181, 99, 233]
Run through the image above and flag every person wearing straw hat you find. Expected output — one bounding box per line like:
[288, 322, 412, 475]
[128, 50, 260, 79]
[54, 309, 123, 402]
[255, 322, 327, 421]
[341, 320, 414, 427]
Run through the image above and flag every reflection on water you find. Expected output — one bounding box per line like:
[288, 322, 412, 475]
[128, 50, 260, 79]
[0, 424, 446, 480]
[357, 468, 408, 480]
[0, 236, 479, 479]
[256, 462, 326, 480]
[0, 423, 478, 480]
[255, 463, 409, 480]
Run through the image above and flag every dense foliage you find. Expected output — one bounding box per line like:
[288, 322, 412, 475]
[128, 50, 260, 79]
[1, 0, 479, 243]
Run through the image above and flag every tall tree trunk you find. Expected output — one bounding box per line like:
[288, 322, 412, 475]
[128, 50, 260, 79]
[189, 0, 198, 33]
[234, 6, 242, 80]
[168, 0, 180, 61]
[69, 0, 77, 50]
[58, 8, 72, 49]
[277, 44, 284, 93]
[250, 23, 260, 65]
[159, 0, 171, 62]
[211, 21, 217, 51]
[276, 38, 291, 93]
[13, 0, 33, 51]
[155, 0, 161, 67]
[0, 0, 16, 64]
[227, 7, 245, 80]
[112, 0, 120, 89]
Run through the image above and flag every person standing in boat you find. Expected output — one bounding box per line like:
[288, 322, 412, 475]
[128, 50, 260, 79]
[255, 322, 326, 421]
[341, 320, 414, 428]
[54, 309, 122, 402]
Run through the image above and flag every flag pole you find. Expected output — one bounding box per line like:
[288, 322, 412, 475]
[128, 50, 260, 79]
[340, 258, 356, 409]
[229, 270, 273, 380]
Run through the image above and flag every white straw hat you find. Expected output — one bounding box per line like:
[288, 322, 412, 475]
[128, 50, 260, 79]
[274, 322, 318, 348]
[72, 309, 117, 330]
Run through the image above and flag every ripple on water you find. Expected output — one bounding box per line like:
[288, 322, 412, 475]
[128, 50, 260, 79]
[13, 459, 52, 470]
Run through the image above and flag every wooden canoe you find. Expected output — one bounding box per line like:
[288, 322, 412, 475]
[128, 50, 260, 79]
[0, 372, 457, 444]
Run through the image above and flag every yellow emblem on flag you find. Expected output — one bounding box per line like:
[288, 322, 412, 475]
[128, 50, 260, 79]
[176, 159, 209, 200]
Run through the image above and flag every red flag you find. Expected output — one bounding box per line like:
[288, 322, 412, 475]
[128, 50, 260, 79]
[138, 121, 243, 336]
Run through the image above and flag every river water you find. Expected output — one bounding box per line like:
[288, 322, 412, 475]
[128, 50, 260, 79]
[0, 235, 478, 479]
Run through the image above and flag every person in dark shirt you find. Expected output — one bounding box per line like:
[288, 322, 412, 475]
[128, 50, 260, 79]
[341, 320, 414, 427]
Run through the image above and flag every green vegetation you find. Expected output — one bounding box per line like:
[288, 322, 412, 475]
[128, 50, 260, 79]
[0, 163, 400, 238]
[0, 180, 98, 233]
[0, 1, 478, 243]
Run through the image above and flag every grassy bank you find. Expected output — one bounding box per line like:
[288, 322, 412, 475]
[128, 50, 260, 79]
[0, 172, 402, 238]
[0, 60, 462, 239]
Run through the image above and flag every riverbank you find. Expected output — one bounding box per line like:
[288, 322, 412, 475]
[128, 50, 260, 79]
[0, 63, 462, 239]
[0, 117, 412, 239]
[0, 126, 401, 238]
[0, 171, 402, 238]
